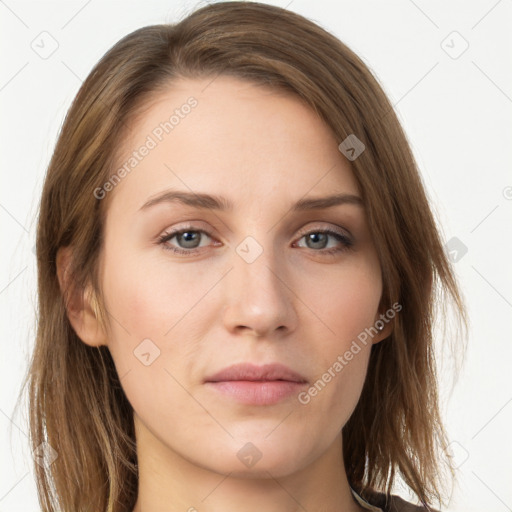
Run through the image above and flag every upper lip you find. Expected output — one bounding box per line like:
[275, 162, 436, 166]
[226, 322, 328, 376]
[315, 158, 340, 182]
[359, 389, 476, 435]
[204, 363, 308, 383]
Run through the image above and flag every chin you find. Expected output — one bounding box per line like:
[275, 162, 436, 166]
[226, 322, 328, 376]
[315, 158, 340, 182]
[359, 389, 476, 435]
[201, 433, 315, 479]
[207, 455, 309, 480]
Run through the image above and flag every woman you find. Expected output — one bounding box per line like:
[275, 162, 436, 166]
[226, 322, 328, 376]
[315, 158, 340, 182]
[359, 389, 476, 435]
[23, 2, 467, 511]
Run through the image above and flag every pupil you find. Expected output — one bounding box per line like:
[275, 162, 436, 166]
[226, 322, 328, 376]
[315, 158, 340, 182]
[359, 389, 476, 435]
[308, 233, 327, 248]
[179, 231, 199, 248]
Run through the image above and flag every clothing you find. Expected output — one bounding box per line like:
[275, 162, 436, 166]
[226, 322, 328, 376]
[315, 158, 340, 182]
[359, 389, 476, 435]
[350, 487, 438, 512]
[351, 487, 384, 511]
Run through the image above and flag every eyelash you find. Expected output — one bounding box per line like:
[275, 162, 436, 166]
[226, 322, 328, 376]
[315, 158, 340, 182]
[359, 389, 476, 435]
[156, 224, 354, 257]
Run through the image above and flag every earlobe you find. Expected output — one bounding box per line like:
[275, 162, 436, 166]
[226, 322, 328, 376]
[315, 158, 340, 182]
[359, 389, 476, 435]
[56, 246, 107, 347]
[371, 308, 394, 345]
[372, 323, 392, 344]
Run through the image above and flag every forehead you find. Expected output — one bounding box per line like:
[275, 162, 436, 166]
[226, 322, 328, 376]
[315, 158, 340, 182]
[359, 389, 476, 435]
[106, 75, 360, 216]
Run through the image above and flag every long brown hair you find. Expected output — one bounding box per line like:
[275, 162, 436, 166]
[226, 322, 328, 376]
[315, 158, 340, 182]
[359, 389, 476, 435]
[19, 2, 467, 510]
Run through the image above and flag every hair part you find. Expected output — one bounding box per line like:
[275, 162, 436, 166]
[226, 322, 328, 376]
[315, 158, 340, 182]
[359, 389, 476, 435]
[20, 2, 467, 511]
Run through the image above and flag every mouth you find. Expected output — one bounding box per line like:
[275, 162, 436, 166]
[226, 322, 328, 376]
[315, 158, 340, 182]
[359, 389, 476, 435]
[204, 363, 308, 406]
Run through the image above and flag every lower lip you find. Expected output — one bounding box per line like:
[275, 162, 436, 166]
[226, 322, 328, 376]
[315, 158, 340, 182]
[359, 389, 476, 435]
[205, 380, 307, 405]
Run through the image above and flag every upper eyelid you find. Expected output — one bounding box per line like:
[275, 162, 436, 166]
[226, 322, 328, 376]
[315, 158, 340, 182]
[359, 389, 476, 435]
[160, 221, 350, 235]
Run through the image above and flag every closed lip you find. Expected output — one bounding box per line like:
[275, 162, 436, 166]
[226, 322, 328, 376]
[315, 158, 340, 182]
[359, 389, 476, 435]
[204, 363, 308, 383]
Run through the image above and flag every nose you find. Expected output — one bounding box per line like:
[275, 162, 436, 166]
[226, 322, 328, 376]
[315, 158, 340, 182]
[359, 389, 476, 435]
[221, 240, 298, 339]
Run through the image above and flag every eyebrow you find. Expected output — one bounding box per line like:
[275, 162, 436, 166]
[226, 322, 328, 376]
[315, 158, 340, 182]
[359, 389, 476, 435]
[139, 189, 364, 212]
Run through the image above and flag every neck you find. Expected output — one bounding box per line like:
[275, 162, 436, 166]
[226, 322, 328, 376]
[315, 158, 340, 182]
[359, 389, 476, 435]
[132, 418, 363, 512]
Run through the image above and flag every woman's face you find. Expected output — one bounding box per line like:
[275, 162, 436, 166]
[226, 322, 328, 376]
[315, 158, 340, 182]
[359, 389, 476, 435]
[97, 76, 387, 477]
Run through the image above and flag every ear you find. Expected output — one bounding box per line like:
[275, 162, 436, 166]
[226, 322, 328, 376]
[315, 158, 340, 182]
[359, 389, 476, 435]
[56, 246, 108, 347]
[371, 303, 395, 345]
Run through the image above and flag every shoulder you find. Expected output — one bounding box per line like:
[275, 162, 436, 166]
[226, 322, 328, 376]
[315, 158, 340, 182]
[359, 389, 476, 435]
[359, 489, 440, 512]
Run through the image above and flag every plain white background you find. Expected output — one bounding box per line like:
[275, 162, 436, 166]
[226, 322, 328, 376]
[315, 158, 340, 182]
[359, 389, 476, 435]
[1, 1, 511, 510]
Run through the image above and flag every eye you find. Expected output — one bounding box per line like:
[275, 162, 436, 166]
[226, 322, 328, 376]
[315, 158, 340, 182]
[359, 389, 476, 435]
[293, 228, 354, 256]
[157, 225, 354, 257]
[157, 225, 216, 256]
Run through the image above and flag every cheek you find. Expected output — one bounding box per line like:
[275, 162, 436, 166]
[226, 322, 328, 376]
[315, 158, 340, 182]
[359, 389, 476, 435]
[100, 246, 220, 402]
[298, 258, 381, 415]
[100, 253, 207, 428]
[304, 256, 382, 342]
[102, 244, 213, 341]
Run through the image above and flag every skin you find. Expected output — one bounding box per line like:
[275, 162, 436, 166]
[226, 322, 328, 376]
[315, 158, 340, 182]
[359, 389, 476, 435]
[58, 76, 392, 512]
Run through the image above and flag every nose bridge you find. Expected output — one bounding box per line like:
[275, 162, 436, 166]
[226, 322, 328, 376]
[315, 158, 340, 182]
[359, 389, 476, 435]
[222, 232, 296, 336]
[235, 234, 279, 292]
